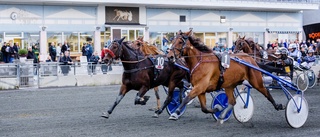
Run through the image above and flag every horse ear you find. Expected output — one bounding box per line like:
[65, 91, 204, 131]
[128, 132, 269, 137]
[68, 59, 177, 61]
[242, 36, 245, 39]
[238, 35, 241, 39]
[185, 29, 193, 36]
[178, 30, 182, 35]
[118, 37, 126, 44]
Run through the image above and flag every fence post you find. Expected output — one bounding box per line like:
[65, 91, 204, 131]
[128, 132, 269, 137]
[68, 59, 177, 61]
[16, 62, 20, 88]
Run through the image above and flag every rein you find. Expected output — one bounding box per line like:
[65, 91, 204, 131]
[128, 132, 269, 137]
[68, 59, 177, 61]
[121, 56, 148, 63]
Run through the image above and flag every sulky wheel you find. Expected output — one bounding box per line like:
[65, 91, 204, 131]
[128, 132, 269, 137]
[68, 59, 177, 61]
[233, 92, 254, 123]
[306, 70, 317, 88]
[211, 91, 233, 121]
[166, 89, 187, 117]
[285, 94, 309, 128]
[296, 73, 309, 92]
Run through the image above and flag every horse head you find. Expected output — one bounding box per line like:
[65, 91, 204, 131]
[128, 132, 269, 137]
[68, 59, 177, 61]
[167, 30, 193, 60]
[127, 11, 132, 21]
[103, 37, 125, 65]
[234, 36, 251, 53]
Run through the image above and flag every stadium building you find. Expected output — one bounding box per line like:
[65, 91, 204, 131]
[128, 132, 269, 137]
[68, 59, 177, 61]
[0, 0, 318, 60]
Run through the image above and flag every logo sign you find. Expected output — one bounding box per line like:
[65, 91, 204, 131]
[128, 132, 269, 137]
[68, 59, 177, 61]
[303, 23, 320, 41]
[155, 57, 165, 70]
[105, 6, 139, 24]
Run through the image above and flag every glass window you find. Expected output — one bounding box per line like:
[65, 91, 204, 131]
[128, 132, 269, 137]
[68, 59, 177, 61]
[194, 32, 204, 41]
[80, 32, 94, 52]
[204, 33, 216, 49]
[24, 32, 40, 49]
[217, 32, 228, 47]
[129, 30, 135, 41]
[47, 32, 62, 51]
[63, 32, 78, 52]
[0, 33, 3, 45]
[122, 30, 128, 39]
[136, 30, 144, 39]
[149, 32, 161, 48]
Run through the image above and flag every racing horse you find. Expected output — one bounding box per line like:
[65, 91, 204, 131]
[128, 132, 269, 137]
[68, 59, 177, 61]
[234, 36, 294, 79]
[131, 36, 164, 111]
[101, 37, 188, 118]
[167, 30, 284, 121]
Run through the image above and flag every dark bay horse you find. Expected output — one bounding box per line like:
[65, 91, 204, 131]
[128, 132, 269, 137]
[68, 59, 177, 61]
[101, 37, 188, 118]
[167, 30, 284, 121]
[132, 36, 164, 111]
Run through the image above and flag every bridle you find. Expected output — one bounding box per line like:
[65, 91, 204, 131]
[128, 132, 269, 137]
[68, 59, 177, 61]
[170, 34, 188, 60]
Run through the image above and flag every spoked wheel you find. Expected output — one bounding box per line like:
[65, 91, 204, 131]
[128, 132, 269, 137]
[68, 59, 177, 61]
[296, 73, 309, 92]
[305, 70, 317, 88]
[285, 94, 309, 128]
[211, 91, 233, 121]
[233, 92, 254, 123]
[166, 89, 187, 117]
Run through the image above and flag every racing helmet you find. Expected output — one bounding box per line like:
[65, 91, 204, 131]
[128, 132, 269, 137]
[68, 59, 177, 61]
[308, 49, 315, 53]
[288, 44, 297, 49]
[275, 47, 289, 56]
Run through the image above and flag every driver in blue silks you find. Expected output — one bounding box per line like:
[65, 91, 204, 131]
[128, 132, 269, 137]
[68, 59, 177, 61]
[300, 49, 316, 69]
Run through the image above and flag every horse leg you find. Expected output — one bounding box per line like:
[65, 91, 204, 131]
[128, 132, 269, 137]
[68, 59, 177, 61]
[154, 87, 161, 110]
[134, 86, 150, 105]
[101, 84, 128, 119]
[169, 86, 201, 120]
[249, 71, 285, 110]
[218, 88, 235, 124]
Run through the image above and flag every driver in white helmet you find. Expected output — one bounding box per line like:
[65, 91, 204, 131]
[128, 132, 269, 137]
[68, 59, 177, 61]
[288, 43, 301, 61]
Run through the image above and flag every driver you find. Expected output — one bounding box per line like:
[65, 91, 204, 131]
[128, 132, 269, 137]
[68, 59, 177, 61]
[300, 49, 316, 69]
[288, 43, 301, 62]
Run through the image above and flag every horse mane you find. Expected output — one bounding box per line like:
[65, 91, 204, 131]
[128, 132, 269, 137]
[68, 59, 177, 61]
[188, 36, 213, 53]
[140, 42, 164, 55]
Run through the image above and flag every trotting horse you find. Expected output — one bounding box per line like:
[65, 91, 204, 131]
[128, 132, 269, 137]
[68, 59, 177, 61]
[167, 30, 284, 122]
[132, 37, 164, 111]
[234, 36, 294, 79]
[101, 37, 188, 118]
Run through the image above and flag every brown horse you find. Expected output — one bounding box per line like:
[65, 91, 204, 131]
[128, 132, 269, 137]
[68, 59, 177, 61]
[234, 36, 294, 78]
[101, 37, 188, 118]
[167, 30, 284, 121]
[132, 36, 164, 111]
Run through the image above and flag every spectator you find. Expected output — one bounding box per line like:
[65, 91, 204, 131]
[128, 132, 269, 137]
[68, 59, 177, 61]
[27, 47, 34, 60]
[33, 45, 39, 63]
[45, 56, 52, 62]
[1, 42, 8, 63]
[61, 41, 70, 54]
[59, 51, 73, 76]
[81, 43, 87, 56]
[49, 42, 57, 62]
[56, 43, 62, 61]
[162, 42, 168, 54]
[8, 42, 15, 63]
[85, 41, 93, 62]
[13, 42, 19, 59]
[162, 35, 169, 46]
[89, 51, 100, 75]
[267, 41, 272, 50]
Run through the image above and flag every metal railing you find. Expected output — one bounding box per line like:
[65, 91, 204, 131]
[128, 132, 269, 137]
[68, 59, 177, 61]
[0, 61, 117, 89]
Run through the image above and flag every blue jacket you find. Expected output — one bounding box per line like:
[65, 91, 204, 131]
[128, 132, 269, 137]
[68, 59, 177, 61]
[85, 44, 93, 57]
[303, 55, 316, 63]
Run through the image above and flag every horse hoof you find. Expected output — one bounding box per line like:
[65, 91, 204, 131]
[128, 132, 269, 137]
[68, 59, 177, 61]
[169, 113, 179, 120]
[152, 113, 159, 118]
[218, 119, 224, 124]
[213, 104, 223, 112]
[155, 109, 162, 114]
[101, 112, 109, 119]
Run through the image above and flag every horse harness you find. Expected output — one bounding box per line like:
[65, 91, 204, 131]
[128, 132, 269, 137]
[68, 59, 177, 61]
[176, 35, 226, 91]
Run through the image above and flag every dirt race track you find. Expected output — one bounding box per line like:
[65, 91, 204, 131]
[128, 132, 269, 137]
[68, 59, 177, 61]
[1, 85, 320, 137]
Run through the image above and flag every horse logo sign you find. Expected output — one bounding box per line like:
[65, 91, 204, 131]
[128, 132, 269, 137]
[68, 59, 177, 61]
[113, 9, 133, 21]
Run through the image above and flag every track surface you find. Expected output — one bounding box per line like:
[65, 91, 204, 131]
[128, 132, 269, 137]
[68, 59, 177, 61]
[1, 85, 320, 137]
